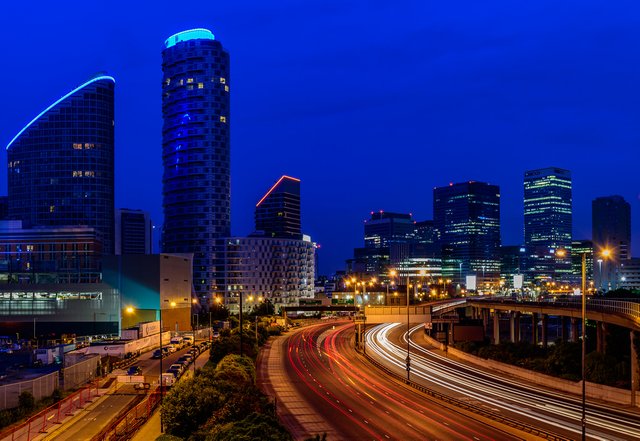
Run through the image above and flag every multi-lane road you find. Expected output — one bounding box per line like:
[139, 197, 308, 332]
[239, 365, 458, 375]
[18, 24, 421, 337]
[264, 321, 521, 440]
[366, 323, 640, 441]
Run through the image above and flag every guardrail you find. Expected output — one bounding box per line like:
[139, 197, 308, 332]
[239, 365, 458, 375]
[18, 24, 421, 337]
[360, 350, 570, 441]
[91, 390, 160, 441]
[470, 297, 640, 325]
[0, 382, 102, 441]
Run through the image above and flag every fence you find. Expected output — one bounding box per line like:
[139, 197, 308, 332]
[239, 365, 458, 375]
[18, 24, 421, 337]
[63, 355, 100, 390]
[91, 390, 161, 441]
[0, 373, 58, 410]
[0, 382, 101, 441]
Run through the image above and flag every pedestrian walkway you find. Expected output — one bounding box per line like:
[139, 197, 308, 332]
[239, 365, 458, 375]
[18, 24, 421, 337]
[257, 328, 338, 441]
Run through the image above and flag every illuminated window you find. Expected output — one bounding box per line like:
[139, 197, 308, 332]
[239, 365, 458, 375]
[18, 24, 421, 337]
[84, 171, 95, 177]
[72, 171, 82, 177]
[49, 205, 55, 213]
[26, 245, 34, 252]
[224, 85, 229, 92]
[165, 78, 171, 85]
[220, 116, 227, 123]
[72, 143, 83, 150]
[84, 143, 94, 149]
[220, 77, 226, 84]
[198, 83, 204, 89]
[187, 78, 194, 83]
[178, 79, 184, 85]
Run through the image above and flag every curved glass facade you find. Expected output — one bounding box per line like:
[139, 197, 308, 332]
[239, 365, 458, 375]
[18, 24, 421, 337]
[162, 29, 230, 301]
[7, 76, 115, 254]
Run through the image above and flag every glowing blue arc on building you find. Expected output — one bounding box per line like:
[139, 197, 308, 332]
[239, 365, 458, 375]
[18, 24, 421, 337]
[164, 28, 215, 48]
[6, 75, 116, 150]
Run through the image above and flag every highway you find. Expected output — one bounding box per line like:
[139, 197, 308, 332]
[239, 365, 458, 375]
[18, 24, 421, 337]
[272, 321, 520, 440]
[366, 323, 640, 441]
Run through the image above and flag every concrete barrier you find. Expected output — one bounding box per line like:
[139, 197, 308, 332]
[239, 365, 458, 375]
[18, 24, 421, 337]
[422, 333, 637, 407]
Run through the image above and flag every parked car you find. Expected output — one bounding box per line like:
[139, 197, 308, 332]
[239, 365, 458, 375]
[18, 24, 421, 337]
[170, 363, 184, 374]
[212, 331, 220, 339]
[166, 344, 177, 353]
[161, 372, 176, 387]
[166, 368, 181, 378]
[127, 366, 142, 376]
[152, 349, 164, 359]
[178, 354, 193, 364]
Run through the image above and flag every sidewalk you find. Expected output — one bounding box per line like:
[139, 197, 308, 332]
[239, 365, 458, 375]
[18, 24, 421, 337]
[257, 326, 339, 441]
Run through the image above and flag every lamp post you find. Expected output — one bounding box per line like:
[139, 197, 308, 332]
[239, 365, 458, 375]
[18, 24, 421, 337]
[388, 270, 397, 306]
[158, 306, 164, 433]
[239, 292, 243, 357]
[406, 274, 411, 381]
[558, 246, 608, 441]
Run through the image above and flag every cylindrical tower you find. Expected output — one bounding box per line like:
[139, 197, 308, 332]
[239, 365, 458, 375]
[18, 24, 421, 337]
[161, 28, 231, 301]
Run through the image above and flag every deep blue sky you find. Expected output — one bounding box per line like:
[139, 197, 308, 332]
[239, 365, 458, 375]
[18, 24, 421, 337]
[1, 1, 639, 275]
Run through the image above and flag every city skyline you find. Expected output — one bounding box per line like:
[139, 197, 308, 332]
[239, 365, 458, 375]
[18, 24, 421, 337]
[1, 2, 639, 275]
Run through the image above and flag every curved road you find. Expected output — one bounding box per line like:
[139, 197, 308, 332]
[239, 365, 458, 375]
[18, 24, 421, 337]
[262, 321, 522, 440]
[366, 323, 640, 441]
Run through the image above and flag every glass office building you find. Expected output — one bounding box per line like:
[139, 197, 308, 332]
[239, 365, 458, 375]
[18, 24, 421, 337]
[523, 167, 572, 283]
[254, 175, 302, 239]
[7, 75, 115, 253]
[433, 181, 501, 286]
[162, 29, 230, 302]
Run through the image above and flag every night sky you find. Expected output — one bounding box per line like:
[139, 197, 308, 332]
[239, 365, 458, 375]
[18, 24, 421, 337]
[1, 1, 639, 275]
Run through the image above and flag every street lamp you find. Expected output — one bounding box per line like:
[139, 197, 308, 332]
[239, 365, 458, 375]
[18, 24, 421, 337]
[406, 273, 411, 381]
[558, 246, 608, 441]
[388, 270, 397, 306]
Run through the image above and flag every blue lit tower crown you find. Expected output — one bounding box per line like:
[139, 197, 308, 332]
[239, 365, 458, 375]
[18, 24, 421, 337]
[162, 29, 231, 300]
[7, 75, 115, 253]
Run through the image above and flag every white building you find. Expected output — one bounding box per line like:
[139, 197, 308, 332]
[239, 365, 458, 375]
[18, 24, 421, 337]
[219, 235, 315, 313]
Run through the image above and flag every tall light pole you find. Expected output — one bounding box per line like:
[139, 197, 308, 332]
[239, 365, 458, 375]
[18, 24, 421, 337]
[239, 292, 243, 357]
[159, 306, 164, 433]
[406, 274, 410, 381]
[389, 270, 397, 306]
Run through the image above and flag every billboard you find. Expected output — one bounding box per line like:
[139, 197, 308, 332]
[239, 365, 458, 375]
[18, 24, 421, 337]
[513, 274, 524, 289]
[466, 275, 477, 291]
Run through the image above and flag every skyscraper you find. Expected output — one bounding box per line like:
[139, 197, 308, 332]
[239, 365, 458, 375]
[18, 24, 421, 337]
[523, 167, 572, 283]
[161, 28, 230, 301]
[433, 181, 501, 286]
[592, 195, 631, 290]
[364, 211, 415, 249]
[116, 209, 153, 255]
[7, 75, 115, 253]
[254, 175, 301, 239]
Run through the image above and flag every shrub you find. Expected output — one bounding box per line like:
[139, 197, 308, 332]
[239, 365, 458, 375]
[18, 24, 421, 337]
[18, 391, 35, 412]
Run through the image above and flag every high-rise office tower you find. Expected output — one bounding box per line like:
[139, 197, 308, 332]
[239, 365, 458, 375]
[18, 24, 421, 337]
[162, 28, 230, 301]
[116, 209, 153, 255]
[254, 175, 301, 239]
[364, 211, 415, 249]
[523, 167, 572, 283]
[434, 181, 501, 285]
[592, 195, 631, 290]
[571, 239, 594, 286]
[7, 75, 115, 253]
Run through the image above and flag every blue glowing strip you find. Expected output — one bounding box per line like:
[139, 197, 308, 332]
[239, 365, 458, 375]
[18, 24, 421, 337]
[164, 28, 215, 48]
[6, 75, 116, 150]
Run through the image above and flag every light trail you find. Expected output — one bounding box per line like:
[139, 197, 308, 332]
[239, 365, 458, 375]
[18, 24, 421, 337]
[281, 322, 505, 440]
[365, 323, 640, 441]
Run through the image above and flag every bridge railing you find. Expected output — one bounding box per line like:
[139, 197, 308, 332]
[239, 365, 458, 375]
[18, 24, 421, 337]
[470, 296, 640, 324]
